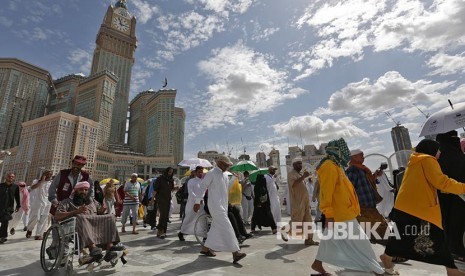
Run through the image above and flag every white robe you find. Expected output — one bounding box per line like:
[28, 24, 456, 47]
[376, 173, 394, 218]
[265, 174, 281, 224]
[180, 177, 205, 235]
[195, 167, 240, 252]
[27, 179, 52, 235]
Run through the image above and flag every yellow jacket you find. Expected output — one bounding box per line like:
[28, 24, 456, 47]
[395, 152, 465, 229]
[316, 159, 360, 221]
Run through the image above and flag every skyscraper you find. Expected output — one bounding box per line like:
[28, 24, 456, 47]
[74, 70, 118, 149]
[391, 125, 412, 168]
[49, 74, 85, 115]
[90, 0, 137, 144]
[128, 89, 185, 166]
[0, 58, 52, 150]
[6, 112, 99, 183]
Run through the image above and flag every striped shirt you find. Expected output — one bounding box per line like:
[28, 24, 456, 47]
[123, 181, 141, 205]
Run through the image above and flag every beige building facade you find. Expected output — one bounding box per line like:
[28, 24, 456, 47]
[3, 112, 98, 183]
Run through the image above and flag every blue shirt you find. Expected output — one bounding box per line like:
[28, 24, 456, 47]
[345, 165, 377, 208]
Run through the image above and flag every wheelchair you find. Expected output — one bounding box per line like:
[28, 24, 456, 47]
[193, 213, 212, 245]
[40, 217, 126, 275]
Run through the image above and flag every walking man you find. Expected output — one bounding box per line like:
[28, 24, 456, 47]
[193, 155, 246, 263]
[286, 158, 319, 246]
[121, 173, 142, 234]
[240, 171, 254, 225]
[265, 166, 281, 227]
[0, 172, 20, 243]
[26, 170, 53, 240]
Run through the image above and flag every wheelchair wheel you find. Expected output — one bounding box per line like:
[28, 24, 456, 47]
[40, 224, 65, 273]
[194, 214, 212, 245]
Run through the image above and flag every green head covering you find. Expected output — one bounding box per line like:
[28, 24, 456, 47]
[318, 138, 351, 168]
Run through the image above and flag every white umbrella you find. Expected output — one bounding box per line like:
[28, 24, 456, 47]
[419, 102, 465, 137]
[178, 157, 213, 168]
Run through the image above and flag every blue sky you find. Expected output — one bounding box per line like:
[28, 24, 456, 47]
[2, 0, 465, 171]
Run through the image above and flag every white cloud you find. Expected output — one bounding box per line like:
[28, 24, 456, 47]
[426, 52, 465, 76]
[193, 42, 306, 132]
[292, 0, 465, 80]
[314, 71, 455, 119]
[130, 67, 152, 97]
[67, 48, 92, 74]
[186, 0, 253, 14]
[273, 115, 369, 143]
[0, 16, 13, 27]
[131, 0, 159, 24]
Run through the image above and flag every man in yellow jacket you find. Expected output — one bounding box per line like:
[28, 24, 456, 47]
[311, 138, 385, 276]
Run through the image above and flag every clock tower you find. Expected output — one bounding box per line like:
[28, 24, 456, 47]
[91, 0, 137, 144]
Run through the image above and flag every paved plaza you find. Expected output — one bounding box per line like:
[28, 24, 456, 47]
[0, 215, 448, 276]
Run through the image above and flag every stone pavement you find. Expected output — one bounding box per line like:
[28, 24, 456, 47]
[0, 215, 447, 276]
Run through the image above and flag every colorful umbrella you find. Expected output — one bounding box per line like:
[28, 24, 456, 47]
[248, 168, 269, 183]
[126, 177, 144, 183]
[230, 160, 258, 172]
[99, 178, 120, 185]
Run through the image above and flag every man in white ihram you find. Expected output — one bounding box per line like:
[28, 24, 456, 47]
[265, 166, 281, 226]
[193, 155, 247, 263]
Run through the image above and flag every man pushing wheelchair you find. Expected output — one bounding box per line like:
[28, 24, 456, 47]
[54, 181, 127, 265]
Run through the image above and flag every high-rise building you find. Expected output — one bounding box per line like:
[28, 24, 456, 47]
[285, 144, 326, 173]
[74, 70, 118, 149]
[5, 112, 99, 183]
[128, 89, 185, 166]
[268, 148, 281, 175]
[90, 0, 137, 144]
[48, 74, 86, 115]
[391, 125, 412, 168]
[256, 152, 267, 168]
[0, 58, 52, 150]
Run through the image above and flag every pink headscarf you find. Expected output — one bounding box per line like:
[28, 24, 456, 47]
[70, 181, 90, 199]
[461, 138, 465, 154]
[18, 181, 29, 212]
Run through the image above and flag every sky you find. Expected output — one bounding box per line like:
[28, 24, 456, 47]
[2, 0, 465, 173]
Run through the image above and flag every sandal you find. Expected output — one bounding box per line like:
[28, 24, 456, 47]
[200, 250, 216, 257]
[132, 230, 139, 235]
[233, 252, 246, 263]
[310, 273, 333, 276]
[384, 268, 399, 275]
[392, 257, 408, 263]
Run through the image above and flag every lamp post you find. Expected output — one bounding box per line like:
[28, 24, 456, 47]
[0, 150, 12, 182]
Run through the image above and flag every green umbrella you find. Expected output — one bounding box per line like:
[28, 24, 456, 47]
[248, 168, 269, 183]
[230, 160, 258, 172]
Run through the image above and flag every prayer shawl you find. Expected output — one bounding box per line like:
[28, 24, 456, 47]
[18, 184, 29, 212]
[195, 167, 240, 252]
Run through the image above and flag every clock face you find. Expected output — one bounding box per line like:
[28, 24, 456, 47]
[112, 16, 129, 32]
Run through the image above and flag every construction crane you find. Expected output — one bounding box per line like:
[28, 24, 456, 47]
[385, 111, 401, 126]
[412, 103, 429, 119]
